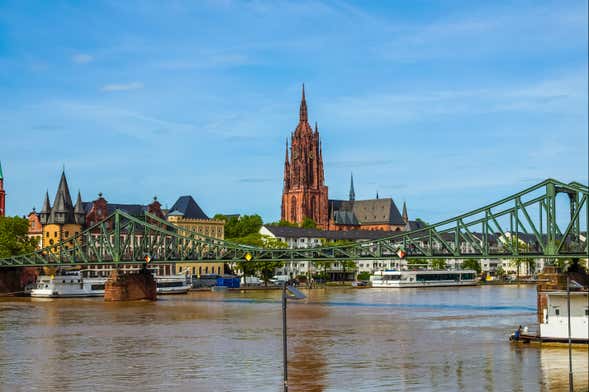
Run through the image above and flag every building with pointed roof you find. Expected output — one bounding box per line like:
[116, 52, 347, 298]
[281, 85, 329, 228]
[166, 195, 225, 276]
[0, 161, 5, 217]
[280, 87, 418, 232]
[39, 170, 83, 249]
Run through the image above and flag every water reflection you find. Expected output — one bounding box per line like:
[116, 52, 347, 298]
[0, 286, 587, 391]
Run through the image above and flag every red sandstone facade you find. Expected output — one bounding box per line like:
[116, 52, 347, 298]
[281, 86, 329, 229]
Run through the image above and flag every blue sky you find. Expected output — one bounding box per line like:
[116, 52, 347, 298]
[0, 0, 587, 224]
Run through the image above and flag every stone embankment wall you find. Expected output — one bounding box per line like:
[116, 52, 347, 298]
[104, 268, 157, 301]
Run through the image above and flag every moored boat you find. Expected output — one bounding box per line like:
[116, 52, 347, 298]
[31, 271, 107, 298]
[155, 274, 191, 294]
[371, 269, 477, 288]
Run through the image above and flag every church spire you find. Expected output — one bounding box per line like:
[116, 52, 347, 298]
[299, 83, 308, 122]
[349, 173, 355, 201]
[402, 201, 408, 224]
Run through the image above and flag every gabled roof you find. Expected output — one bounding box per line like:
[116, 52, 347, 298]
[329, 197, 405, 226]
[168, 195, 208, 220]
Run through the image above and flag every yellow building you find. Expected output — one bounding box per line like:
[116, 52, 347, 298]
[166, 196, 225, 276]
[39, 171, 85, 250]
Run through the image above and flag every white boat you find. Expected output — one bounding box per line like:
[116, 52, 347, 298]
[371, 269, 478, 288]
[156, 274, 191, 294]
[31, 271, 107, 298]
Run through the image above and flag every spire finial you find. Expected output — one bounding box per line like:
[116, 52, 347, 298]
[349, 172, 355, 201]
[299, 83, 308, 122]
[285, 138, 289, 162]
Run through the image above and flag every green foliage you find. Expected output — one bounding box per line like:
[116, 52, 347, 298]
[229, 233, 287, 285]
[430, 259, 447, 270]
[0, 216, 37, 258]
[267, 220, 298, 227]
[461, 259, 481, 274]
[214, 214, 262, 239]
[495, 265, 506, 277]
[357, 271, 371, 281]
[301, 217, 317, 229]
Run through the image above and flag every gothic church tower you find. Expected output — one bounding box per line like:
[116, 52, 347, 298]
[281, 85, 329, 229]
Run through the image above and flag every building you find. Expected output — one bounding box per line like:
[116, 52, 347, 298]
[26, 208, 43, 249]
[281, 85, 329, 229]
[0, 161, 5, 217]
[166, 195, 225, 277]
[39, 171, 85, 249]
[280, 87, 417, 232]
[83, 192, 165, 229]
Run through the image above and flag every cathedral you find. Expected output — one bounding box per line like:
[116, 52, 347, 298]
[281, 86, 420, 232]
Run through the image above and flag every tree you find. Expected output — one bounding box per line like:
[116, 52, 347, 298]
[461, 259, 481, 274]
[357, 271, 371, 281]
[214, 214, 263, 239]
[495, 265, 506, 278]
[0, 216, 37, 258]
[267, 220, 298, 228]
[341, 260, 357, 282]
[301, 217, 317, 229]
[430, 259, 447, 270]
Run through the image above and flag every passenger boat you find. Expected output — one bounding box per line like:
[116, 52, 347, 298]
[370, 269, 478, 288]
[31, 271, 107, 298]
[155, 274, 191, 294]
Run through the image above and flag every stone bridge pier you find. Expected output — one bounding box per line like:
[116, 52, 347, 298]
[0, 267, 38, 295]
[104, 267, 157, 301]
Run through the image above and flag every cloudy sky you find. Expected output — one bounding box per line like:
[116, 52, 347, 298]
[0, 0, 587, 223]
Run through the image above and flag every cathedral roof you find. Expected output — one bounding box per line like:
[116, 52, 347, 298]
[329, 198, 405, 226]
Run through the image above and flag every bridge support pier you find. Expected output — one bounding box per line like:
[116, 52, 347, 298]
[0, 267, 38, 296]
[104, 267, 157, 301]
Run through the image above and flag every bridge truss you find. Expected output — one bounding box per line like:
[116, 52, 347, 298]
[0, 179, 587, 268]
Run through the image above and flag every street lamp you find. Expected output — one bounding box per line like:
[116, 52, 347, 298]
[282, 282, 305, 392]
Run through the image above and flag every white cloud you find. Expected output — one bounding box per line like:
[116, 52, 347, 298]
[100, 82, 144, 92]
[72, 53, 93, 64]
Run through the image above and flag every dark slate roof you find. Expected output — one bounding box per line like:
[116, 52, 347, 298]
[329, 198, 405, 226]
[407, 220, 426, 231]
[82, 201, 148, 216]
[262, 225, 393, 241]
[47, 171, 77, 224]
[168, 196, 208, 219]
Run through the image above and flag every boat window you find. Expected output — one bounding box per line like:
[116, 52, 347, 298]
[62, 280, 66, 283]
[91, 284, 105, 290]
[585, 308, 588, 316]
[554, 308, 560, 316]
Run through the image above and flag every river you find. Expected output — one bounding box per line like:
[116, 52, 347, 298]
[0, 285, 587, 391]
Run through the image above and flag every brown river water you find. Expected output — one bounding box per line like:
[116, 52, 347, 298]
[0, 285, 587, 391]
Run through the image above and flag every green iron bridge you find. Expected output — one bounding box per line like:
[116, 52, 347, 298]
[1, 178, 587, 268]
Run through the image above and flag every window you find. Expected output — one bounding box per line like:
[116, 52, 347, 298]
[54, 232, 58, 238]
[46, 232, 49, 237]
[65, 231, 69, 238]
[178, 266, 183, 273]
[555, 308, 560, 316]
[585, 308, 588, 317]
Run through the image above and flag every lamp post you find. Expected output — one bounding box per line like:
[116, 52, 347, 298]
[566, 273, 573, 392]
[282, 281, 305, 392]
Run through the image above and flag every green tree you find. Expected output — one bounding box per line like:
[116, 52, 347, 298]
[267, 220, 298, 227]
[461, 259, 481, 274]
[495, 265, 506, 278]
[341, 260, 357, 283]
[301, 217, 317, 229]
[0, 216, 37, 258]
[357, 271, 371, 281]
[214, 214, 263, 239]
[430, 259, 447, 270]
